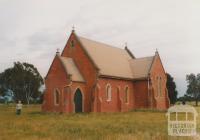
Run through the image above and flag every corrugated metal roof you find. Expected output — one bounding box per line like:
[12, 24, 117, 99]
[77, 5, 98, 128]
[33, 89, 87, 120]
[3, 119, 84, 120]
[78, 36, 135, 79]
[130, 56, 154, 79]
[59, 56, 85, 82]
[58, 34, 156, 80]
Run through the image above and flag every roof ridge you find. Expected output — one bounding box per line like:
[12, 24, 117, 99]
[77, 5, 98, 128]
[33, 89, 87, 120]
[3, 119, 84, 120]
[125, 47, 135, 59]
[134, 56, 154, 60]
[78, 36, 125, 51]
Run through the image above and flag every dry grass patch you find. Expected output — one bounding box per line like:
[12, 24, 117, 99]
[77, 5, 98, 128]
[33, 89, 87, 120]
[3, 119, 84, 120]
[0, 104, 199, 140]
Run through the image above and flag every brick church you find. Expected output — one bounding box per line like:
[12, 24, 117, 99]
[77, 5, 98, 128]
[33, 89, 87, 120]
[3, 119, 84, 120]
[42, 29, 170, 113]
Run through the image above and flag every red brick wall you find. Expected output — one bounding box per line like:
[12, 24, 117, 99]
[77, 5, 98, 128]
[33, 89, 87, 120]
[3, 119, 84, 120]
[96, 77, 135, 112]
[42, 55, 70, 112]
[150, 53, 170, 109]
[42, 32, 169, 113]
[42, 32, 97, 113]
[134, 80, 148, 108]
[42, 55, 88, 113]
[61, 32, 98, 112]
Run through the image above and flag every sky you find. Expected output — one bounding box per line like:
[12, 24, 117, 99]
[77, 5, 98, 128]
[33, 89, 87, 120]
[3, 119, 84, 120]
[0, 0, 200, 97]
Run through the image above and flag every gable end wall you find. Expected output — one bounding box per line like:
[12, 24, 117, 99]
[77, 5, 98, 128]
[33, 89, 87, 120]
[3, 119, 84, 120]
[150, 54, 170, 109]
[42, 56, 70, 112]
[61, 33, 98, 112]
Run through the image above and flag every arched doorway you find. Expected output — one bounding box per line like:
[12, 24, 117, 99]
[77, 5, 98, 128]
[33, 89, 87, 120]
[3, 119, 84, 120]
[74, 88, 83, 113]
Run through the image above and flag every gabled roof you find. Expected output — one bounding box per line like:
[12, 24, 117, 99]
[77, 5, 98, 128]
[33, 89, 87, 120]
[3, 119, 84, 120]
[58, 56, 85, 82]
[56, 32, 158, 81]
[77, 36, 135, 79]
[129, 56, 154, 79]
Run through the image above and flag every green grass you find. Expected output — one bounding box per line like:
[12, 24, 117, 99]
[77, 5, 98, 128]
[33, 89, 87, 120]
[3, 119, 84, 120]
[0, 104, 200, 140]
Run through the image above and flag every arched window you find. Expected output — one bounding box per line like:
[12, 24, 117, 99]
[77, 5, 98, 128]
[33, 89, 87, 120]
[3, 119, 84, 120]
[125, 86, 129, 103]
[54, 89, 60, 105]
[106, 84, 112, 101]
[157, 76, 162, 96]
[70, 40, 75, 48]
[159, 77, 162, 96]
[157, 76, 159, 96]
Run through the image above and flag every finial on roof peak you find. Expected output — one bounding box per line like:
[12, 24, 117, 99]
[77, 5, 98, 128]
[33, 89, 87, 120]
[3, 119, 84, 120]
[72, 25, 75, 33]
[155, 48, 159, 55]
[125, 42, 127, 47]
[56, 48, 60, 54]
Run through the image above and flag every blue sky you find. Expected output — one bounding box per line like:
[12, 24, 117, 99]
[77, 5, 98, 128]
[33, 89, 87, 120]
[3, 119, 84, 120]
[0, 0, 200, 97]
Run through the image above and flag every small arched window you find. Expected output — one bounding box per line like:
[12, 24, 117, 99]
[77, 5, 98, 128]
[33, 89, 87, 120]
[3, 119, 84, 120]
[159, 77, 162, 96]
[70, 40, 75, 48]
[157, 76, 162, 96]
[54, 89, 60, 105]
[125, 86, 129, 103]
[157, 76, 159, 96]
[106, 84, 112, 101]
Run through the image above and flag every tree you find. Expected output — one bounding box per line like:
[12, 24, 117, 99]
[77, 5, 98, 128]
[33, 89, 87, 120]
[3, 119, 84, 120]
[0, 85, 5, 96]
[178, 94, 194, 102]
[0, 62, 44, 104]
[0, 74, 6, 96]
[166, 73, 178, 104]
[186, 73, 200, 106]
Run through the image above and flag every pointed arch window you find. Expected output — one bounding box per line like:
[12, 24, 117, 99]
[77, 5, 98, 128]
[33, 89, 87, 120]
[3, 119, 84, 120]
[125, 86, 129, 103]
[70, 40, 75, 48]
[157, 76, 162, 96]
[159, 77, 162, 96]
[54, 89, 60, 105]
[157, 77, 159, 96]
[106, 84, 112, 101]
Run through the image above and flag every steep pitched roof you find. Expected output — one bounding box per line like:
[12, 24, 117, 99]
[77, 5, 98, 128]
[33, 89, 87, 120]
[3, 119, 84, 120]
[58, 56, 85, 82]
[57, 32, 157, 80]
[77, 36, 135, 79]
[129, 56, 154, 79]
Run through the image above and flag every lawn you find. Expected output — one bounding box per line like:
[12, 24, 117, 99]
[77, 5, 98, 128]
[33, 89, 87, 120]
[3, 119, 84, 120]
[0, 104, 199, 140]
